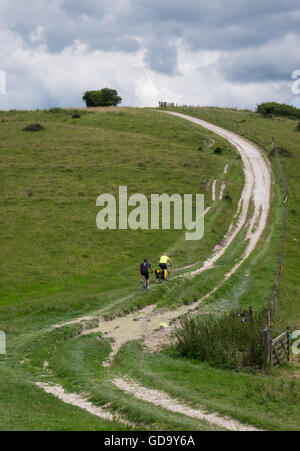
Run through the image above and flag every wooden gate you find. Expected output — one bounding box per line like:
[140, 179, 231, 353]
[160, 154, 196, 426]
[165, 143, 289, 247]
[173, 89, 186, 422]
[271, 330, 290, 367]
[262, 328, 290, 368]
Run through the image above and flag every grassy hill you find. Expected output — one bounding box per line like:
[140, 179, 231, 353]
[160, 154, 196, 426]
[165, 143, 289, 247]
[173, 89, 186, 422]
[0, 107, 243, 430]
[0, 108, 241, 326]
[0, 106, 300, 431]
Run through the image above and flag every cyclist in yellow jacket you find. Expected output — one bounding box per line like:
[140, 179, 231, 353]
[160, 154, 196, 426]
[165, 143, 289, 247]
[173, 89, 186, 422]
[159, 253, 173, 281]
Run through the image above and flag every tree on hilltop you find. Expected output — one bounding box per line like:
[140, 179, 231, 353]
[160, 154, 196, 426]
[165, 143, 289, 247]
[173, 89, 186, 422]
[83, 88, 122, 107]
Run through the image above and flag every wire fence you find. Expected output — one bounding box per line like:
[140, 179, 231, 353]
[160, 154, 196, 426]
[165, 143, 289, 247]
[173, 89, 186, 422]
[161, 105, 291, 366]
[265, 147, 289, 327]
[261, 147, 290, 367]
[165, 106, 289, 326]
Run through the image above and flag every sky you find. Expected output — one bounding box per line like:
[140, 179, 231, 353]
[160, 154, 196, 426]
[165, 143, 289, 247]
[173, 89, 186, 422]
[0, 0, 300, 109]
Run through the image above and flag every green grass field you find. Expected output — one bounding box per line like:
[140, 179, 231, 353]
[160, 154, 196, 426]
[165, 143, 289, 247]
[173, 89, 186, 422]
[0, 106, 299, 431]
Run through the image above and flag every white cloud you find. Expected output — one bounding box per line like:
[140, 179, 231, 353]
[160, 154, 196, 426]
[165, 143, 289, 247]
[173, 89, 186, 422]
[0, 40, 296, 110]
[0, 0, 299, 110]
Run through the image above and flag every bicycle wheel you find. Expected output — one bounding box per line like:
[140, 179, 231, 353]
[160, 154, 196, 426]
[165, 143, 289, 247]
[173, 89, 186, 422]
[142, 277, 147, 291]
[159, 270, 163, 284]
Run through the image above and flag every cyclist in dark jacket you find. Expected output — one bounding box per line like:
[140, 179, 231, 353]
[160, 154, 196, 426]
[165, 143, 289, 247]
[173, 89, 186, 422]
[140, 259, 153, 290]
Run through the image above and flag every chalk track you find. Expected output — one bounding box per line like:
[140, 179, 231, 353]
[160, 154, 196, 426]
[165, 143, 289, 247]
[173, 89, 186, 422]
[40, 112, 272, 431]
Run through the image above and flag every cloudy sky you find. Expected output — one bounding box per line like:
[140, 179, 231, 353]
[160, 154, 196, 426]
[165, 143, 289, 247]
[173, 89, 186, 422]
[1, 0, 300, 109]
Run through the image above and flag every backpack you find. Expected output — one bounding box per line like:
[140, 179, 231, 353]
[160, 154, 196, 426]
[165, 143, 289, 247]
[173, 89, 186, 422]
[140, 262, 148, 273]
[155, 269, 167, 280]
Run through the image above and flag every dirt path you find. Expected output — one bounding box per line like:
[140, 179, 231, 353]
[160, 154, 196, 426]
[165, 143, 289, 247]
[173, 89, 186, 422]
[81, 303, 209, 366]
[219, 164, 229, 200]
[66, 113, 272, 359]
[113, 378, 261, 431]
[36, 379, 260, 431]
[166, 112, 272, 279]
[212, 179, 217, 201]
[54, 113, 271, 360]
[36, 382, 135, 427]
[39, 114, 272, 431]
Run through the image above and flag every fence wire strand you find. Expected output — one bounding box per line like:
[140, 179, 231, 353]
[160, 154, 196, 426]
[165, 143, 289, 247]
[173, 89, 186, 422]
[267, 148, 289, 323]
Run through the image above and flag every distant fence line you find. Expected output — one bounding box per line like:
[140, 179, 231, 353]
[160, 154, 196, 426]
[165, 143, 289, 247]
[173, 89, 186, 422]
[160, 104, 291, 367]
[266, 147, 289, 326]
[158, 102, 175, 107]
[262, 146, 290, 367]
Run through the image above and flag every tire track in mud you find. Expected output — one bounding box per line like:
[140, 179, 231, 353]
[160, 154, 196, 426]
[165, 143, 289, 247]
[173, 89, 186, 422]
[36, 382, 135, 428]
[113, 378, 261, 431]
[36, 380, 260, 431]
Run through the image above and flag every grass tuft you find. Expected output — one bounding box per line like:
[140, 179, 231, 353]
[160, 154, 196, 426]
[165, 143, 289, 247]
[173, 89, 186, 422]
[22, 123, 46, 132]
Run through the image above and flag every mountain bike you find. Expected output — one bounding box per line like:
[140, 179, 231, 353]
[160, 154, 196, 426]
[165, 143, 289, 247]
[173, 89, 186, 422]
[158, 264, 172, 283]
[159, 267, 170, 283]
[159, 268, 165, 284]
[141, 276, 147, 291]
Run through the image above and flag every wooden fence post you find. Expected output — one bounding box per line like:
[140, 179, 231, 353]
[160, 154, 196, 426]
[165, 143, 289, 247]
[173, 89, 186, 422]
[267, 332, 273, 367]
[249, 306, 255, 362]
[271, 137, 275, 150]
[262, 328, 267, 367]
[262, 328, 272, 367]
[287, 327, 290, 362]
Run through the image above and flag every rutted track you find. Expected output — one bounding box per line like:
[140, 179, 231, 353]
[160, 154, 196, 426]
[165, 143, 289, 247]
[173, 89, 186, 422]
[38, 112, 272, 431]
[168, 112, 271, 278]
[113, 378, 261, 431]
[78, 112, 272, 354]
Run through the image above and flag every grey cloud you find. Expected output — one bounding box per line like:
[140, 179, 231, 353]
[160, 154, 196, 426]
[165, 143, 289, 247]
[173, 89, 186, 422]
[62, 0, 105, 16]
[221, 59, 295, 84]
[144, 38, 178, 74]
[124, 0, 300, 51]
[1, 0, 300, 76]
[1, 0, 300, 110]
[219, 35, 300, 83]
